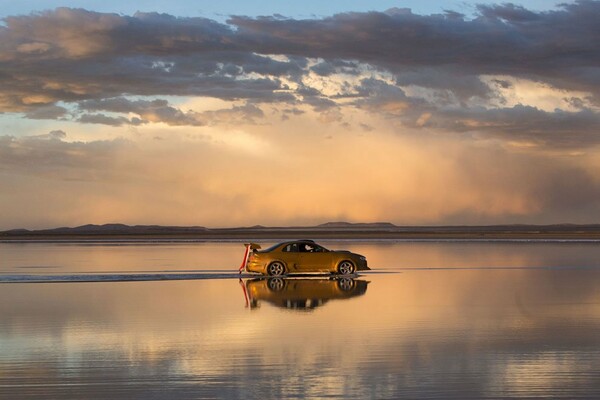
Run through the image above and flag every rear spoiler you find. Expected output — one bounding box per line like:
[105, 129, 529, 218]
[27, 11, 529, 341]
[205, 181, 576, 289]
[238, 242, 262, 273]
[245, 243, 262, 250]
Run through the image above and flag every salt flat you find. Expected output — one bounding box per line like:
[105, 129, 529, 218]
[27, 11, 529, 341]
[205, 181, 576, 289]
[1, 241, 599, 399]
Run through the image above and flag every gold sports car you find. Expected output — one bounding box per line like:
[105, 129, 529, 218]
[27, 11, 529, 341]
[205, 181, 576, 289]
[244, 240, 369, 276]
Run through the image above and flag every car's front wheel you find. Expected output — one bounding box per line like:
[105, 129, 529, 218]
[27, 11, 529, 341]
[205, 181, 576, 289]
[337, 260, 355, 275]
[267, 261, 286, 276]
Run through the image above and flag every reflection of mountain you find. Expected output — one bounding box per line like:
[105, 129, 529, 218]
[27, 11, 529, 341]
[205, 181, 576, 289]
[241, 277, 369, 311]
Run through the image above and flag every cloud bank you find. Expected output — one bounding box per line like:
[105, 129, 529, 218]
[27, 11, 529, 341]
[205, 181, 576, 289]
[0, 3, 598, 146]
[1, 2, 600, 228]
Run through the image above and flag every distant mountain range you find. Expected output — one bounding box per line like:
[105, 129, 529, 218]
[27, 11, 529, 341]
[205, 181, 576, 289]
[3, 222, 600, 240]
[2, 223, 208, 235]
[317, 221, 397, 229]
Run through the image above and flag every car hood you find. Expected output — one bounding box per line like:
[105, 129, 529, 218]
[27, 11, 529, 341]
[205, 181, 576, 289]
[334, 250, 360, 256]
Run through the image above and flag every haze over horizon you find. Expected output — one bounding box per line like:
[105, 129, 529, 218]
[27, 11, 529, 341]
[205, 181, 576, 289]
[1, 1, 600, 230]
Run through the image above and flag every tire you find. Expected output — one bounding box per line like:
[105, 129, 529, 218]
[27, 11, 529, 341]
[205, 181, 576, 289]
[267, 277, 286, 291]
[337, 260, 355, 275]
[267, 261, 285, 276]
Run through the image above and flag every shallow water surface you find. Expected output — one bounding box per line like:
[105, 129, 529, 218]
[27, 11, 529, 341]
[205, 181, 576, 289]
[1, 241, 599, 399]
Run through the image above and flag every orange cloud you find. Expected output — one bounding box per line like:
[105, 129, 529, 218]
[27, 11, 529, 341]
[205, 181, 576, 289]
[3, 108, 599, 229]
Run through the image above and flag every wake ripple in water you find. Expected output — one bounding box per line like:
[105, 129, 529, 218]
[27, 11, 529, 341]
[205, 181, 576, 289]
[0, 272, 260, 283]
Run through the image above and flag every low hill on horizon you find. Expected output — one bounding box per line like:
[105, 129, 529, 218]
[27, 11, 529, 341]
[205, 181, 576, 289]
[317, 221, 398, 229]
[3, 221, 600, 238]
[2, 223, 208, 235]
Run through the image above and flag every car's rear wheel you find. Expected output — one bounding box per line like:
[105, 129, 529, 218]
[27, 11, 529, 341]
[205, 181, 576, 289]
[337, 260, 355, 275]
[267, 261, 285, 276]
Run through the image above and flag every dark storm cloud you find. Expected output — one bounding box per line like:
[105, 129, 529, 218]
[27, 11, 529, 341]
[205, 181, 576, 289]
[431, 106, 600, 147]
[79, 98, 204, 126]
[25, 104, 68, 119]
[229, 1, 600, 131]
[0, 3, 599, 145]
[0, 9, 236, 60]
[199, 103, 265, 125]
[78, 113, 138, 126]
[392, 67, 494, 104]
[0, 53, 294, 110]
[0, 7, 300, 114]
[353, 77, 600, 147]
[231, 2, 600, 82]
[77, 97, 264, 126]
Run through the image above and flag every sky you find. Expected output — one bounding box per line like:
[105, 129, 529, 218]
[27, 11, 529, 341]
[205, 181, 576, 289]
[1, 1, 599, 229]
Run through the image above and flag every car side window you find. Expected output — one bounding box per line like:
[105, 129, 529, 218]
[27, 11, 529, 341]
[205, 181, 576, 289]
[283, 243, 299, 252]
[298, 243, 324, 252]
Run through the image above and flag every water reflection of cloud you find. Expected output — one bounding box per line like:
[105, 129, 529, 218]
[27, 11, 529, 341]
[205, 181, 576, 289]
[1, 246, 600, 397]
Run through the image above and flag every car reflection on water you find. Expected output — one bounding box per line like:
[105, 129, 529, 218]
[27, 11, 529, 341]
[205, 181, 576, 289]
[240, 277, 369, 311]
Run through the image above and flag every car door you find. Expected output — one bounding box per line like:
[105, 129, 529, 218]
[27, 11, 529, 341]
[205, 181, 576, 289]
[279, 243, 302, 272]
[298, 244, 333, 272]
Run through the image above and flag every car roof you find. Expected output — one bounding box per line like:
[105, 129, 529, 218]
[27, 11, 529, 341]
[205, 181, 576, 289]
[260, 239, 318, 252]
[281, 239, 316, 245]
[269, 239, 317, 249]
